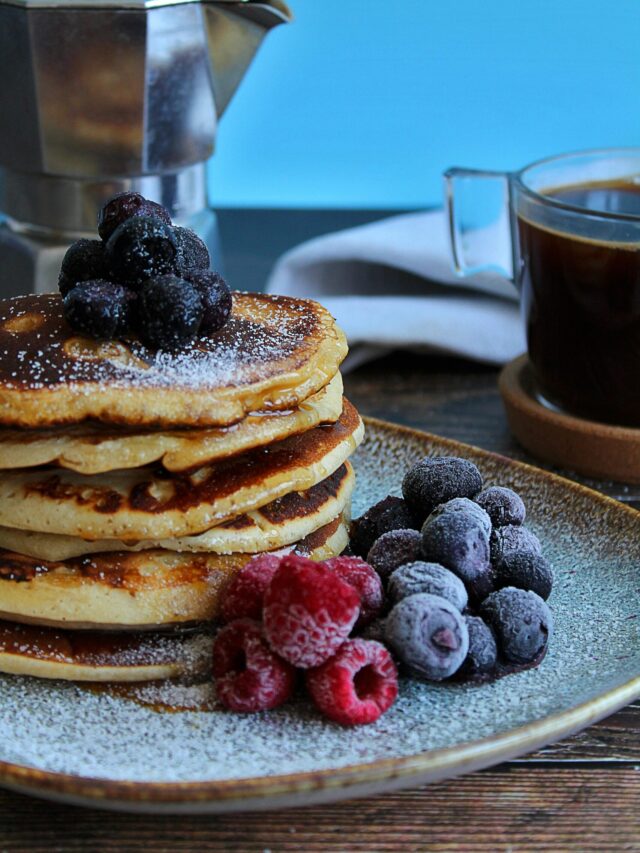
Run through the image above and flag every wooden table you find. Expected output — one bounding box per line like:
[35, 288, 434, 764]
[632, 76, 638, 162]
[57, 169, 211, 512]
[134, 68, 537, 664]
[1, 210, 639, 851]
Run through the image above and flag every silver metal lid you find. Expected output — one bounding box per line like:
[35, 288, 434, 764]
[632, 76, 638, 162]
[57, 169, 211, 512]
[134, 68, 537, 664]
[0, 0, 290, 16]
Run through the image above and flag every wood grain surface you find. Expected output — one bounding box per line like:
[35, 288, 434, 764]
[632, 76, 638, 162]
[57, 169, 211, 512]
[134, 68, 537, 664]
[1, 210, 638, 850]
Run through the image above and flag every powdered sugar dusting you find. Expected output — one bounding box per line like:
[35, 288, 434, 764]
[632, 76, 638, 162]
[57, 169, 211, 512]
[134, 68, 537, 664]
[0, 423, 638, 786]
[0, 293, 320, 392]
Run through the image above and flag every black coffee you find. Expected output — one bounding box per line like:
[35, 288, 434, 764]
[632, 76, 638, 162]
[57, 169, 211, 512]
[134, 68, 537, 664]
[517, 180, 640, 426]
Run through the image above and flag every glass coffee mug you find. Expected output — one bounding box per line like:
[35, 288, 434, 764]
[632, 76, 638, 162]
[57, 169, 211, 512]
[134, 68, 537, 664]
[445, 148, 640, 427]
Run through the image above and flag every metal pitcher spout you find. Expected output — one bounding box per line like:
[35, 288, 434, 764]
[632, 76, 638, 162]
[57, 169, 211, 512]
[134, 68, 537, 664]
[203, 0, 293, 118]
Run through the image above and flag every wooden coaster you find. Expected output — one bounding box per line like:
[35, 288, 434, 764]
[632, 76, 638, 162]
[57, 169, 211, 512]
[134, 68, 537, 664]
[499, 354, 640, 483]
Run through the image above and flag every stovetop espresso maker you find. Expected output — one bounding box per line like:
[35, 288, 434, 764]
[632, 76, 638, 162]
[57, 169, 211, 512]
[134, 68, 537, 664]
[0, 0, 291, 296]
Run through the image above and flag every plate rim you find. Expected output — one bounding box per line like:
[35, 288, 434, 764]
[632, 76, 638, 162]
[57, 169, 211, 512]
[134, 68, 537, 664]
[1, 415, 638, 811]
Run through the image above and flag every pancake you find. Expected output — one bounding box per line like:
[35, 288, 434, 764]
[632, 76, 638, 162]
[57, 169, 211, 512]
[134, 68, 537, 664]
[0, 400, 363, 540]
[0, 462, 354, 560]
[0, 515, 349, 632]
[0, 292, 347, 428]
[0, 373, 344, 475]
[0, 621, 213, 683]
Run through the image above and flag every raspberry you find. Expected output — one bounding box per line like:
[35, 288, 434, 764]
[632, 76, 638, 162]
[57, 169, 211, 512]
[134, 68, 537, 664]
[306, 639, 398, 726]
[263, 554, 360, 668]
[219, 553, 282, 623]
[212, 619, 296, 713]
[323, 556, 384, 629]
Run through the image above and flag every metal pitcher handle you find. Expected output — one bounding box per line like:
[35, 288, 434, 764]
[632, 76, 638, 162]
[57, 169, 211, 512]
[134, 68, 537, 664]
[444, 167, 515, 283]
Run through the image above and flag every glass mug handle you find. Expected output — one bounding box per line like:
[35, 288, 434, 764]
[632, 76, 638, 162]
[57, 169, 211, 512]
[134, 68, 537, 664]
[444, 168, 516, 284]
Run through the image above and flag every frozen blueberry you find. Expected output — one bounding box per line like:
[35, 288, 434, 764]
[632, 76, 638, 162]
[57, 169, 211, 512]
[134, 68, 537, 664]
[475, 486, 526, 528]
[366, 529, 423, 582]
[98, 192, 171, 242]
[429, 497, 492, 537]
[385, 593, 469, 681]
[137, 275, 203, 350]
[421, 501, 493, 600]
[459, 615, 498, 678]
[480, 587, 553, 665]
[63, 280, 134, 339]
[174, 226, 211, 274]
[402, 456, 483, 521]
[496, 550, 553, 600]
[58, 239, 108, 297]
[358, 616, 387, 644]
[106, 216, 181, 288]
[491, 525, 542, 565]
[388, 561, 468, 612]
[350, 496, 418, 558]
[186, 270, 232, 333]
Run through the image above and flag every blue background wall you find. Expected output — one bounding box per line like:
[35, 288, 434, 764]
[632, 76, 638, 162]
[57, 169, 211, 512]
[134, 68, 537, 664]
[208, 0, 640, 209]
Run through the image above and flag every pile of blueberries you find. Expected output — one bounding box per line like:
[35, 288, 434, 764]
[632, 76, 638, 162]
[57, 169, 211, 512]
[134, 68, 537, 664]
[58, 192, 232, 350]
[351, 455, 554, 684]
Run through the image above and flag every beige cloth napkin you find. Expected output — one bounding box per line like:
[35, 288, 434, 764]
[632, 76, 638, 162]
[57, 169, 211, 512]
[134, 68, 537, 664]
[266, 209, 525, 371]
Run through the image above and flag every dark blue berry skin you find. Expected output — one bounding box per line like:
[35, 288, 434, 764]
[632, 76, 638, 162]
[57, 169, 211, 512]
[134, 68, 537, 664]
[496, 550, 553, 600]
[137, 275, 203, 350]
[174, 227, 211, 274]
[58, 239, 108, 297]
[475, 486, 526, 528]
[98, 192, 171, 242]
[459, 615, 498, 678]
[388, 561, 468, 612]
[350, 496, 418, 558]
[402, 456, 483, 521]
[490, 525, 541, 566]
[385, 592, 469, 681]
[429, 497, 492, 537]
[366, 528, 423, 582]
[185, 270, 232, 333]
[480, 587, 553, 665]
[106, 216, 181, 288]
[63, 280, 134, 339]
[421, 500, 493, 600]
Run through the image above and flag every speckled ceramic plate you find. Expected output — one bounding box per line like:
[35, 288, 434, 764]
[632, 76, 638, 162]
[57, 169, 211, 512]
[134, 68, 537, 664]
[0, 417, 638, 814]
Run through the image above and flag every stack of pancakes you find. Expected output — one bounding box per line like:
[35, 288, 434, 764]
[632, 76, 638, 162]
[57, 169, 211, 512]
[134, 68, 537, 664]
[0, 292, 362, 682]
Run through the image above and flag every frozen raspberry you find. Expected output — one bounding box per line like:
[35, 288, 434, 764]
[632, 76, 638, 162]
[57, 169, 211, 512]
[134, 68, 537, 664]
[459, 615, 497, 678]
[174, 226, 211, 273]
[98, 191, 171, 242]
[385, 593, 469, 681]
[402, 456, 483, 520]
[480, 587, 553, 665]
[106, 215, 180, 288]
[496, 550, 553, 600]
[490, 525, 542, 565]
[212, 619, 296, 713]
[58, 239, 108, 297]
[63, 280, 135, 340]
[137, 275, 203, 350]
[219, 553, 282, 623]
[350, 496, 417, 557]
[475, 486, 526, 528]
[263, 554, 360, 668]
[323, 556, 384, 629]
[421, 499, 493, 600]
[186, 270, 232, 333]
[306, 639, 398, 726]
[366, 528, 423, 582]
[388, 561, 468, 611]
